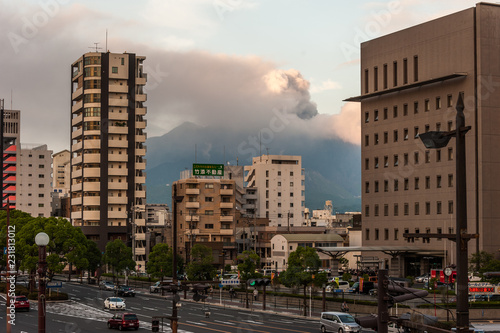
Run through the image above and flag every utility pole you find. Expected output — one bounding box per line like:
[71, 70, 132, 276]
[171, 184, 184, 333]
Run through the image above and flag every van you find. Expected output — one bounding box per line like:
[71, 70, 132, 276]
[320, 311, 361, 333]
[326, 280, 350, 292]
[350, 281, 374, 294]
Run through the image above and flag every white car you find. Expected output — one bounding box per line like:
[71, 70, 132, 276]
[104, 297, 126, 310]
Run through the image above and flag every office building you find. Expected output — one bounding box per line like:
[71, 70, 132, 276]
[70, 51, 147, 271]
[17, 144, 52, 217]
[0, 106, 19, 208]
[346, 2, 500, 275]
[244, 155, 305, 227]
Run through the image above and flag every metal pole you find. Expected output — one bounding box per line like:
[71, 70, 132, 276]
[171, 184, 179, 333]
[6, 201, 11, 333]
[455, 93, 470, 333]
[38, 245, 47, 333]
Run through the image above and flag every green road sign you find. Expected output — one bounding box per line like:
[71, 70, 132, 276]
[193, 164, 224, 177]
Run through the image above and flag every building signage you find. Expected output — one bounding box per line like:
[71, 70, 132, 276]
[193, 164, 224, 177]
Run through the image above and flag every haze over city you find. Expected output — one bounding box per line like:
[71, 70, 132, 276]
[0, 0, 481, 153]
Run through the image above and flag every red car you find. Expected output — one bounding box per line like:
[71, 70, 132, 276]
[14, 296, 30, 311]
[107, 313, 139, 330]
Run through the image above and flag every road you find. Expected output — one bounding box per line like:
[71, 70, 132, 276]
[1, 282, 322, 333]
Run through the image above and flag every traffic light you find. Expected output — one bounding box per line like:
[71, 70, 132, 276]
[247, 278, 271, 287]
[152, 319, 159, 332]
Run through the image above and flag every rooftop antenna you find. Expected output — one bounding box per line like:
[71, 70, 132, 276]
[266, 147, 270, 156]
[89, 42, 102, 52]
[259, 131, 262, 161]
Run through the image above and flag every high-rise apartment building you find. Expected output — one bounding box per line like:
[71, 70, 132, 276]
[172, 166, 243, 267]
[70, 52, 147, 271]
[0, 105, 19, 208]
[244, 155, 305, 227]
[53, 150, 70, 193]
[347, 3, 500, 276]
[17, 144, 52, 217]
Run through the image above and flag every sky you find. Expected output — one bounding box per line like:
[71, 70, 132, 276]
[0, 0, 483, 154]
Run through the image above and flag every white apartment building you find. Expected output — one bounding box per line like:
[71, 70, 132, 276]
[70, 51, 147, 271]
[244, 155, 305, 227]
[52, 150, 70, 193]
[17, 144, 53, 217]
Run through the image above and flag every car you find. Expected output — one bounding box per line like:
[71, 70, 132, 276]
[107, 313, 139, 331]
[350, 281, 375, 294]
[13, 295, 30, 311]
[320, 311, 361, 333]
[117, 285, 135, 297]
[149, 281, 173, 293]
[415, 273, 430, 283]
[368, 288, 378, 296]
[326, 281, 350, 293]
[104, 297, 126, 310]
[100, 281, 116, 291]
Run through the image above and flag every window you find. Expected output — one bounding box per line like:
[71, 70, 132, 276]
[374, 181, 379, 193]
[383, 108, 388, 120]
[290, 182, 294, 187]
[436, 175, 442, 188]
[404, 203, 409, 215]
[414, 177, 419, 190]
[266, 180, 269, 188]
[38, 174, 44, 178]
[205, 224, 214, 229]
[39, 184, 44, 188]
[365, 205, 369, 217]
[414, 126, 419, 139]
[393, 61, 398, 86]
[447, 94, 453, 107]
[436, 149, 441, 162]
[278, 192, 281, 197]
[365, 182, 370, 193]
[448, 147, 453, 160]
[374, 110, 379, 121]
[205, 197, 214, 202]
[374, 205, 379, 216]
[394, 204, 398, 216]
[38, 203, 44, 208]
[112, 66, 118, 73]
[374, 133, 379, 145]
[404, 178, 409, 190]
[425, 151, 431, 163]
[383, 131, 388, 144]
[375, 228, 379, 240]
[448, 121, 453, 131]
[425, 202, 431, 215]
[414, 55, 418, 81]
[414, 202, 420, 215]
[425, 176, 430, 189]
[394, 179, 399, 191]
[384, 156, 388, 168]
[414, 101, 418, 114]
[448, 200, 454, 214]
[365, 228, 370, 240]
[205, 210, 214, 215]
[403, 103, 408, 116]
[384, 205, 389, 217]
[384, 228, 389, 239]
[205, 183, 214, 189]
[437, 201, 442, 214]
[39, 155, 44, 159]
[403, 58, 408, 84]
[393, 130, 398, 142]
[365, 112, 369, 123]
[394, 154, 399, 166]
[425, 99, 430, 111]
[404, 128, 408, 140]
[374, 66, 378, 91]
[425, 124, 430, 133]
[383, 64, 388, 89]
[448, 174, 454, 187]
[290, 192, 293, 197]
[365, 135, 369, 146]
[384, 180, 389, 192]
[121, 58, 125, 65]
[266, 170, 269, 177]
[278, 171, 281, 176]
[364, 69, 369, 93]
[404, 153, 408, 166]
[393, 106, 398, 118]
[374, 157, 379, 169]
[277, 181, 281, 186]
[436, 97, 441, 109]
[365, 158, 369, 170]
[394, 228, 399, 240]
[290, 171, 293, 176]
[414, 152, 419, 164]
[38, 193, 44, 197]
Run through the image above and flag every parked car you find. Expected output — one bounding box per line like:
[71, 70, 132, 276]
[104, 297, 126, 310]
[326, 280, 350, 293]
[117, 285, 135, 297]
[415, 273, 430, 283]
[14, 295, 30, 311]
[320, 311, 361, 333]
[100, 281, 115, 291]
[107, 313, 139, 330]
[368, 288, 378, 296]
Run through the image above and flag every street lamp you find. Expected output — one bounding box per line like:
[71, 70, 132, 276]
[418, 93, 473, 333]
[35, 232, 49, 333]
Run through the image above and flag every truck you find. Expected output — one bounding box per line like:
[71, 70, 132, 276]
[431, 269, 456, 284]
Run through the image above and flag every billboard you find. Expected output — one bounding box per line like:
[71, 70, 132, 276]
[193, 164, 224, 177]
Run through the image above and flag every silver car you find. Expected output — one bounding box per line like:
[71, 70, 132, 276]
[320, 312, 361, 333]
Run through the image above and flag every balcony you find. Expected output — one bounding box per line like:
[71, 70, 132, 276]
[136, 121, 146, 129]
[108, 197, 127, 205]
[135, 176, 146, 184]
[109, 112, 128, 121]
[136, 162, 146, 170]
[109, 126, 128, 134]
[134, 233, 146, 241]
[71, 183, 82, 192]
[108, 211, 126, 219]
[135, 190, 146, 198]
[84, 182, 100, 191]
[134, 218, 146, 226]
[109, 168, 128, 176]
[71, 141, 83, 153]
[220, 202, 233, 209]
[220, 189, 233, 196]
[109, 140, 129, 148]
[136, 77, 146, 86]
[71, 211, 82, 219]
[220, 229, 234, 235]
[72, 128, 83, 140]
[108, 154, 128, 162]
[84, 138, 100, 149]
[72, 100, 83, 113]
[83, 167, 100, 177]
[109, 98, 128, 107]
[71, 197, 82, 206]
[136, 148, 146, 156]
[108, 182, 127, 190]
[83, 196, 100, 206]
[136, 134, 146, 142]
[220, 215, 233, 222]
[83, 210, 101, 220]
[72, 114, 83, 127]
[136, 107, 146, 116]
[243, 203, 256, 210]
[135, 248, 146, 256]
[85, 154, 101, 163]
[186, 188, 200, 195]
[185, 215, 200, 222]
[136, 94, 147, 102]
[185, 202, 200, 209]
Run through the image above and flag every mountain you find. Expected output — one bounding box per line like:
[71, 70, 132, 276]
[145, 122, 361, 212]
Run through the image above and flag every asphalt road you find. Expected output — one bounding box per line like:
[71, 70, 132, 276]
[1, 282, 323, 333]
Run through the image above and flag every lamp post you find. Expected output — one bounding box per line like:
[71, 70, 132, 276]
[418, 93, 474, 333]
[35, 232, 49, 333]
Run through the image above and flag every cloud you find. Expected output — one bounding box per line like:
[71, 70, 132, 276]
[310, 79, 342, 94]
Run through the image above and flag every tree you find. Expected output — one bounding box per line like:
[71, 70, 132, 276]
[103, 239, 135, 284]
[186, 244, 216, 281]
[147, 243, 171, 279]
[85, 239, 102, 283]
[280, 246, 322, 316]
[237, 250, 260, 308]
[469, 251, 494, 272]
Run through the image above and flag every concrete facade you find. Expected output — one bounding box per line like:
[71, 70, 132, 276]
[70, 52, 147, 271]
[52, 149, 70, 193]
[348, 3, 500, 276]
[1, 108, 20, 208]
[244, 155, 305, 227]
[17, 144, 53, 217]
